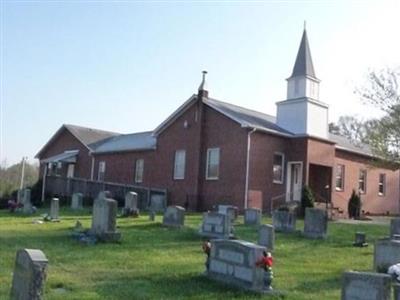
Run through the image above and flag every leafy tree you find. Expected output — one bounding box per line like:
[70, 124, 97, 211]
[355, 67, 400, 162]
[329, 116, 379, 147]
[0, 161, 39, 199]
[348, 190, 361, 219]
[301, 185, 315, 217]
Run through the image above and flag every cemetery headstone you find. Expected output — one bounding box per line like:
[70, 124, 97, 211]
[391, 218, 400, 238]
[49, 198, 59, 220]
[149, 210, 155, 221]
[122, 191, 139, 217]
[150, 194, 166, 212]
[71, 193, 83, 210]
[258, 224, 274, 251]
[303, 208, 327, 239]
[244, 208, 261, 226]
[89, 192, 121, 242]
[394, 283, 400, 300]
[17, 189, 23, 205]
[10, 249, 48, 300]
[341, 271, 391, 300]
[22, 189, 33, 214]
[98, 190, 112, 199]
[272, 210, 296, 232]
[163, 206, 185, 227]
[217, 205, 237, 223]
[353, 232, 368, 247]
[374, 238, 400, 272]
[208, 239, 270, 293]
[199, 212, 233, 239]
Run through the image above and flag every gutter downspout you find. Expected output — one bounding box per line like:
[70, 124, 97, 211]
[41, 164, 47, 203]
[244, 128, 256, 209]
[90, 153, 95, 180]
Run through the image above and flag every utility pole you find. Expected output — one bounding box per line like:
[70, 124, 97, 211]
[19, 157, 28, 189]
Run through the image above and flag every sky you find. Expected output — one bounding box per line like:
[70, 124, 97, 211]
[1, 0, 400, 166]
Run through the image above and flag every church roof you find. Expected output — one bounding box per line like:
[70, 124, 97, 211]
[204, 98, 293, 136]
[92, 131, 156, 154]
[290, 29, 317, 79]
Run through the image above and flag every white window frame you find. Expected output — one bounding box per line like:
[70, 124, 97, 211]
[98, 161, 106, 181]
[206, 148, 220, 180]
[335, 164, 345, 191]
[272, 152, 285, 184]
[358, 169, 367, 194]
[135, 159, 144, 183]
[173, 150, 186, 180]
[378, 173, 386, 196]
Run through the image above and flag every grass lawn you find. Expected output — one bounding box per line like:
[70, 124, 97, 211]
[0, 208, 389, 299]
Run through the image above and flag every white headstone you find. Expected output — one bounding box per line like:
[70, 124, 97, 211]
[50, 198, 59, 220]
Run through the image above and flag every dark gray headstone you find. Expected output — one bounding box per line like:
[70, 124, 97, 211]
[341, 271, 391, 300]
[71, 193, 83, 210]
[208, 239, 267, 293]
[162, 206, 185, 227]
[10, 249, 48, 300]
[353, 232, 368, 247]
[50, 198, 59, 220]
[17, 189, 24, 205]
[391, 218, 400, 238]
[304, 208, 327, 239]
[258, 224, 274, 251]
[272, 210, 296, 232]
[394, 283, 400, 300]
[217, 205, 237, 223]
[150, 194, 166, 212]
[374, 238, 400, 272]
[244, 208, 261, 226]
[199, 212, 233, 239]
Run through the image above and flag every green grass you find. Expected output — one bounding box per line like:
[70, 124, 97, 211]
[0, 209, 389, 299]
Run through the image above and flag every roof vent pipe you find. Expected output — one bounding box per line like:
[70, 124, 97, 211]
[198, 70, 209, 98]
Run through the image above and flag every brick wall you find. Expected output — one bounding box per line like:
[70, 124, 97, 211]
[332, 150, 400, 216]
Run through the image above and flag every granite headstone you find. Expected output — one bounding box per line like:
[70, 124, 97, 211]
[10, 249, 48, 300]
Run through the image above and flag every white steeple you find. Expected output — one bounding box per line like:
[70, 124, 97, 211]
[276, 28, 329, 139]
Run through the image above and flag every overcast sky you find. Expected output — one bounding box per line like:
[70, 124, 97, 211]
[1, 0, 399, 166]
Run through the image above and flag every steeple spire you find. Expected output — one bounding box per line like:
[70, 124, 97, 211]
[290, 28, 316, 79]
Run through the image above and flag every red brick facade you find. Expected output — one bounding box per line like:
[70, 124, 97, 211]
[38, 130, 92, 179]
[37, 96, 400, 216]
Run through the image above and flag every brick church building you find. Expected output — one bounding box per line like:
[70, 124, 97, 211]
[36, 29, 400, 215]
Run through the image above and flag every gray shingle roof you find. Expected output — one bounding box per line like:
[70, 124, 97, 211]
[64, 124, 119, 149]
[42, 150, 79, 163]
[92, 131, 156, 154]
[328, 133, 373, 156]
[204, 98, 294, 136]
[290, 29, 316, 78]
